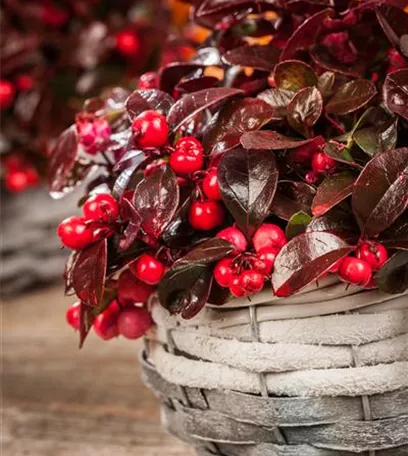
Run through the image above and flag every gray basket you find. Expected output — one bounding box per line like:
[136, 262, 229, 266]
[142, 279, 408, 455]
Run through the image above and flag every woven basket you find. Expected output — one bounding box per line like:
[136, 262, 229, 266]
[142, 276, 408, 455]
[0, 187, 80, 296]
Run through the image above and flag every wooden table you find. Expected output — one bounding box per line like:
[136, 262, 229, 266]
[2, 285, 195, 456]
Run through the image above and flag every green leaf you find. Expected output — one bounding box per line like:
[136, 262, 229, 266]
[286, 211, 312, 240]
[274, 60, 318, 92]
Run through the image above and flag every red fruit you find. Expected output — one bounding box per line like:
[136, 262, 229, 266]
[169, 137, 204, 175]
[289, 144, 315, 166]
[253, 224, 287, 252]
[83, 193, 119, 223]
[203, 168, 221, 200]
[115, 30, 141, 56]
[305, 170, 320, 184]
[25, 167, 40, 186]
[240, 270, 265, 294]
[16, 74, 34, 92]
[118, 270, 154, 304]
[117, 307, 153, 340]
[328, 259, 342, 273]
[0, 80, 15, 110]
[229, 275, 248, 298]
[129, 253, 165, 285]
[57, 216, 94, 250]
[214, 258, 235, 288]
[356, 242, 388, 271]
[139, 72, 159, 90]
[94, 303, 120, 341]
[338, 257, 372, 287]
[132, 110, 169, 148]
[42, 4, 68, 26]
[4, 170, 29, 193]
[388, 48, 406, 67]
[66, 302, 81, 331]
[189, 200, 225, 231]
[253, 247, 280, 275]
[311, 152, 338, 174]
[216, 227, 247, 254]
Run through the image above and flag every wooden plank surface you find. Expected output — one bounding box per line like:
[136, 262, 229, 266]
[2, 285, 195, 456]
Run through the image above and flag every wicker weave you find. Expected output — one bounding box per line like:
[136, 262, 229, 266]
[142, 278, 408, 455]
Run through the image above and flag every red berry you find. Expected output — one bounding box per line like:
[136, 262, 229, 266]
[0, 80, 15, 110]
[289, 144, 315, 166]
[83, 193, 119, 223]
[57, 216, 94, 250]
[118, 270, 154, 304]
[203, 168, 221, 200]
[253, 224, 287, 252]
[115, 30, 141, 56]
[189, 200, 225, 231]
[240, 270, 265, 294]
[311, 152, 337, 174]
[253, 247, 280, 275]
[356, 242, 388, 271]
[338, 257, 372, 287]
[4, 170, 30, 193]
[42, 4, 68, 26]
[16, 74, 34, 92]
[129, 253, 165, 285]
[25, 167, 40, 186]
[66, 302, 81, 331]
[216, 227, 247, 254]
[388, 48, 406, 67]
[169, 137, 204, 175]
[132, 110, 169, 148]
[305, 170, 320, 184]
[328, 259, 342, 273]
[229, 275, 248, 298]
[214, 258, 235, 288]
[93, 302, 120, 341]
[139, 72, 159, 90]
[117, 307, 153, 340]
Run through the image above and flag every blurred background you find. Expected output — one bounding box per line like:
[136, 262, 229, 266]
[1, 1, 200, 454]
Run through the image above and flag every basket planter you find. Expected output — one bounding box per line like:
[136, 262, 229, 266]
[0, 187, 80, 296]
[143, 278, 408, 455]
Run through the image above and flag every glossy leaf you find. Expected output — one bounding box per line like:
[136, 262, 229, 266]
[257, 88, 293, 120]
[118, 198, 141, 251]
[274, 60, 318, 92]
[383, 69, 408, 121]
[177, 238, 234, 265]
[353, 118, 398, 157]
[72, 239, 107, 307]
[376, 3, 408, 49]
[79, 302, 95, 349]
[223, 44, 280, 71]
[326, 80, 377, 115]
[317, 71, 335, 96]
[161, 197, 195, 249]
[203, 98, 274, 155]
[175, 76, 219, 95]
[352, 148, 408, 236]
[113, 149, 145, 174]
[376, 251, 408, 295]
[310, 45, 365, 78]
[218, 147, 278, 238]
[159, 62, 204, 95]
[380, 212, 408, 251]
[312, 172, 356, 217]
[272, 232, 351, 297]
[271, 181, 316, 220]
[241, 131, 317, 150]
[133, 166, 179, 239]
[167, 87, 243, 130]
[286, 211, 312, 240]
[125, 91, 150, 120]
[324, 142, 357, 166]
[287, 86, 323, 137]
[306, 209, 359, 242]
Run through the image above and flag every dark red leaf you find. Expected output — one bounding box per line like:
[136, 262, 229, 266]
[176, 238, 234, 265]
[241, 130, 318, 150]
[159, 63, 205, 95]
[352, 148, 408, 236]
[376, 251, 408, 295]
[113, 149, 145, 174]
[133, 166, 179, 239]
[310, 45, 365, 78]
[271, 181, 316, 220]
[167, 87, 243, 130]
[271, 232, 351, 297]
[287, 86, 323, 137]
[312, 172, 356, 217]
[218, 147, 279, 238]
[383, 69, 408, 121]
[380, 212, 408, 251]
[175, 76, 219, 95]
[203, 98, 274, 155]
[257, 88, 293, 120]
[79, 302, 95, 349]
[119, 199, 142, 251]
[306, 208, 360, 242]
[317, 71, 335, 96]
[274, 60, 318, 92]
[223, 44, 280, 71]
[376, 3, 408, 49]
[326, 79, 377, 115]
[125, 89, 175, 120]
[72, 239, 107, 307]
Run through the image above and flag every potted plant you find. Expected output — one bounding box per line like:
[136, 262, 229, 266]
[51, 0, 408, 454]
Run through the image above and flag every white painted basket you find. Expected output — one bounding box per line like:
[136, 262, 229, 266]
[143, 276, 408, 455]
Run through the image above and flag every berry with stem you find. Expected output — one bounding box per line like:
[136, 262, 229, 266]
[216, 227, 247, 254]
[214, 258, 235, 288]
[83, 193, 119, 223]
[129, 253, 165, 285]
[203, 168, 222, 200]
[169, 137, 204, 175]
[132, 110, 169, 148]
[117, 307, 153, 340]
[356, 242, 388, 270]
[338, 257, 372, 286]
[57, 216, 94, 250]
[189, 200, 225, 231]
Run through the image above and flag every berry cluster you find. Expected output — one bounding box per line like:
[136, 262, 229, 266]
[2, 155, 40, 193]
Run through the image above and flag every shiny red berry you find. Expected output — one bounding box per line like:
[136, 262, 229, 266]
[83, 193, 119, 223]
[229, 275, 248, 298]
[189, 200, 225, 231]
[311, 152, 337, 174]
[0, 80, 15, 110]
[253, 224, 287, 252]
[289, 144, 315, 166]
[214, 258, 235, 288]
[169, 137, 204, 175]
[129, 253, 165, 285]
[4, 170, 30, 193]
[216, 227, 247, 254]
[132, 110, 169, 148]
[115, 30, 141, 56]
[240, 270, 265, 294]
[388, 48, 406, 67]
[66, 302, 81, 331]
[16, 74, 34, 91]
[253, 247, 280, 275]
[117, 270, 154, 304]
[57, 216, 94, 250]
[94, 302, 120, 341]
[356, 242, 388, 271]
[117, 307, 153, 340]
[139, 72, 159, 90]
[338, 257, 372, 286]
[305, 170, 320, 184]
[203, 168, 221, 200]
